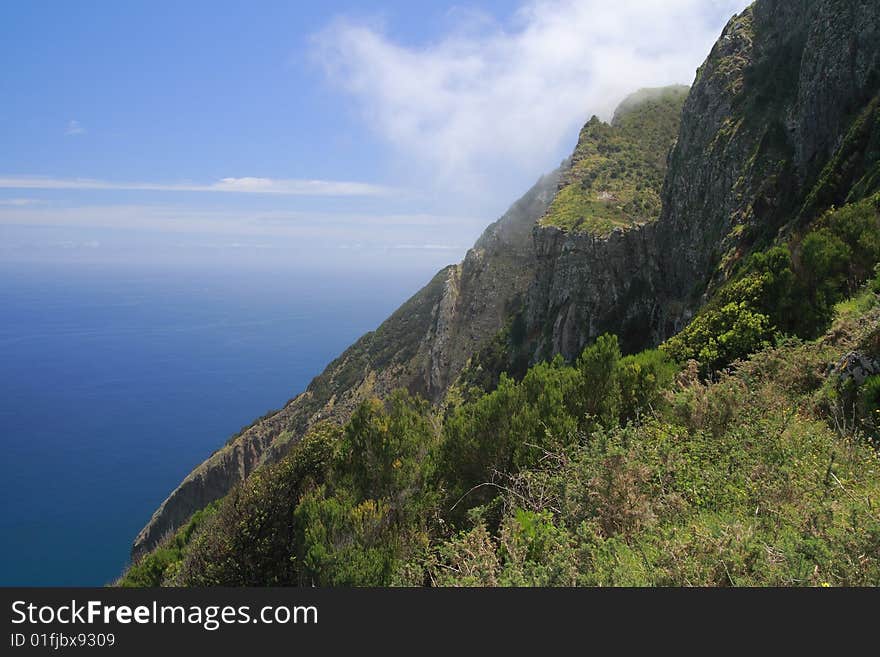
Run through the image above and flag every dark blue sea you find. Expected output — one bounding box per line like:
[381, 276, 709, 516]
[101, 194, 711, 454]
[0, 258, 451, 585]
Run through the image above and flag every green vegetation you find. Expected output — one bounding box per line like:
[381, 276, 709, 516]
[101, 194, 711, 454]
[120, 275, 880, 586]
[456, 314, 531, 399]
[178, 422, 341, 586]
[539, 86, 688, 234]
[118, 502, 219, 587]
[665, 194, 880, 373]
[699, 10, 753, 95]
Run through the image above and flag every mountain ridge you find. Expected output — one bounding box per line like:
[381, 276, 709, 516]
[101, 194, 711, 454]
[525, 0, 880, 362]
[130, 0, 880, 567]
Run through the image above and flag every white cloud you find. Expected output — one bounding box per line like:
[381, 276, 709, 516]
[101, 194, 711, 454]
[0, 198, 45, 206]
[0, 175, 394, 197]
[312, 0, 748, 197]
[65, 120, 85, 136]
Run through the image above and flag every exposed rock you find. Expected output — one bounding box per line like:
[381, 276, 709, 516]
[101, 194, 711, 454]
[526, 221, 669, 359]
[830, 351, 880, 385]
[526, 0, 880, 363]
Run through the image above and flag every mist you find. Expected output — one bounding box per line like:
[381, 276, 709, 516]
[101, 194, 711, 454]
[312, 0, 750, 210]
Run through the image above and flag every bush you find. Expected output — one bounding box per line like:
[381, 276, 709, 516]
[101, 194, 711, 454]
[576, 334, 622, 426]
[618, 349, 679, 422]
[341, 392, 436, 507]
[292, 391, 439, 586]
[174, 423, 341, 586]
[294, 490, 399, 586]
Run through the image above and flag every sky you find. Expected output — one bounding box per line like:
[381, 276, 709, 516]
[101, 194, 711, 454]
[0, 0, 750, 271]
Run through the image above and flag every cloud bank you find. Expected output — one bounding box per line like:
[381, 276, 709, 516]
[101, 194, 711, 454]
[312, 0, 748, 198]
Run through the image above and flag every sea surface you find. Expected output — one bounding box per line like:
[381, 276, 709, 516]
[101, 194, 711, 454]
[0, 258, 451, 585]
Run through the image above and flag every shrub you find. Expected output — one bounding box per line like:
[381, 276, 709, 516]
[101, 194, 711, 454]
[294, 489, 399, 586]
[292, 392, 439, 586]
[576, 334, 622, 426]
[341, 392, 437, 508]
[618, 349, 679, 422]
[173, 422, 341, 586]
[666, 195, 880, 373]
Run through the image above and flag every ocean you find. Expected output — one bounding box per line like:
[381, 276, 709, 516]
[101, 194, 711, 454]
[0, 258, 451, 585]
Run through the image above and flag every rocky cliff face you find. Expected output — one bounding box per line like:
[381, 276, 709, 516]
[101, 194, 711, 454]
[657, 0, 879, 299]
[526, 0, 880, 362]
[525, 86, 687, 359]
[133, 0, 880, 562]
[131, 169, 560, 559]
[526, 222, 667, 359]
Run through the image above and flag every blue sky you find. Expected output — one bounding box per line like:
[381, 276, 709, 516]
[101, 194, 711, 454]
[0, 0, 748, 270]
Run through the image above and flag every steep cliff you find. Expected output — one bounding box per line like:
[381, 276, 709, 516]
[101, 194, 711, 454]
[526, 0, 880, 362]
[132, 0, 880, 563]
[131, 168, 560, 559]
[657, 0, 879, 300]
[525, 87, 687, 358]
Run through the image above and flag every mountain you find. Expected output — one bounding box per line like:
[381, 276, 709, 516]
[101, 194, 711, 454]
[131, 166, 561, 559]
[127, 0, 880, 583]
[525, 86, 688, 358]
[526, 0, 879, 361]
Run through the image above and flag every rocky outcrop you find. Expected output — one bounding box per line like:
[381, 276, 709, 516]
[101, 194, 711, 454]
[793, 1, 880, 182]
[658, 0, 878, 297]
[527, 223, 668, 359]
[131, 168, 560, 559]
[830, 351, 880, 386]
[525, 85, 687, 359]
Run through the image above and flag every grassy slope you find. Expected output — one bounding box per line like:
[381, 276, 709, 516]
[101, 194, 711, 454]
[435, 300, 880, 586]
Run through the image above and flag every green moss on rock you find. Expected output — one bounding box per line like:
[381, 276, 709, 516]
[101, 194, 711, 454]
[540, 86, 688, 235]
